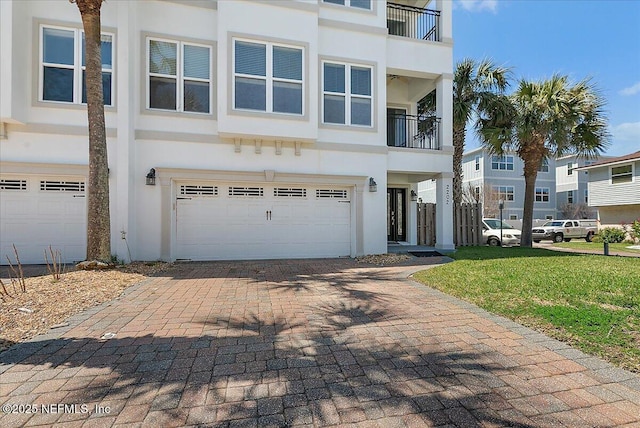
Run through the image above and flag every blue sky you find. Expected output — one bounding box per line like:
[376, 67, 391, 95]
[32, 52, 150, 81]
[452, 0, 640, 157]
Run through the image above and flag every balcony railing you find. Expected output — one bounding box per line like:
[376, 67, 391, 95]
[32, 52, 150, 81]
[387, 114, 440, 150]
[387, 2, 440, 42]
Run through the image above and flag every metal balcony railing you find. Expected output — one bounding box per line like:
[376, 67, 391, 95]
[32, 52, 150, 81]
[387, 2, 440, 42]
[387, 114, 440, 150]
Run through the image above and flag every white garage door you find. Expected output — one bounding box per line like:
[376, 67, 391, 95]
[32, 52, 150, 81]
[176, 183, 351, 260]
[0, 177, 87, 265]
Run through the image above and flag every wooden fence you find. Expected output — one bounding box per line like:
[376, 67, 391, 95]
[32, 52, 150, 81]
[417, 203, 436, 246]
[454, 203, 483, 246]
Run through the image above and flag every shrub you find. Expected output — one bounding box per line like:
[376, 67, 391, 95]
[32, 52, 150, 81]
[629, 219, 640, 243]
[596, 227, 626, 243]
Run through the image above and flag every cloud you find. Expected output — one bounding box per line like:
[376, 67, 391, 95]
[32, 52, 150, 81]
[619, 82, 640, 96]
[612, 122, 640, 141]
[457, 0, 498, 13]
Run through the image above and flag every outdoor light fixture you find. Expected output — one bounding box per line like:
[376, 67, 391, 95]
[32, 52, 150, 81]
[369, 177, 377, 192]
[145, 168, 156, 186]
[411, 190, 418, 201]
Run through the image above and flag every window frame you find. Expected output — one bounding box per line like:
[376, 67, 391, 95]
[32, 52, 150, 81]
[147, 36, 213, 115]
[567, 190, 574, 204]
[567, 162, 575, 175]
[584, 189, 588, 204]
[538, 158, 549, 173]
[322, 0, 372, 11]
[610, 163, 634, 185]
[492, 185, 515, 202]
[535, 187, 550, 203]
[39, 23, 115, 107]
[474, 156, 481, 171]
[231, 38, 304, 116]
[321, 60, 374, 128]
[490, 155, 514, 171]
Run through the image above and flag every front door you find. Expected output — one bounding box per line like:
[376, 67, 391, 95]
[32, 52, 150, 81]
[387, 188, 406, 242]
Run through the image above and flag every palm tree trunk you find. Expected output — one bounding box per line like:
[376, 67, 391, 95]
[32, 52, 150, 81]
[452, 125, 466, 205]
[76, 0, 110, 262]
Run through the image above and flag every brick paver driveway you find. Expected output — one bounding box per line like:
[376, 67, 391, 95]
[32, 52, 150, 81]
[1, 258, 639, 427]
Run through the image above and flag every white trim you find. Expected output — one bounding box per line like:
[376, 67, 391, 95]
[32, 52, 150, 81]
[146, 36, 213, 114]
[39, 24, 115, 106]
[321, 60, 373, 127]
[609, 163, 634, 185]
[534, 187, 550, 203]
[232, 38, 305, 116]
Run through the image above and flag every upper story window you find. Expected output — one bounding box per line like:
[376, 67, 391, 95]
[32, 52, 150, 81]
[233, 39, 303, 115]
[567, 162, 575, 175]
[148, 38, 211, 114]
[493, 185, 514, 202]
[567, 190, 574, 204]
[584, 189, 588, 203]
[41, 25, 113, 106]
[538, 158, 549, 172]
[611, 164, 633, 184]
[491, 155, 514, 171]
[535, 187, 550, 202]
[323, 0, 371, 10]
[474, 156, 481, 171]
[322, 61, 373, 127]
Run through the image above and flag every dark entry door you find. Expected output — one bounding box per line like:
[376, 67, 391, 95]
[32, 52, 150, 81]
[387, 108, 406, 147]
[387, 188, 406, 242]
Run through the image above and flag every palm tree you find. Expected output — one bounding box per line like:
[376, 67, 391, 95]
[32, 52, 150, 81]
[420, 59, 511, 204]
[72, 0, 110, 262]
[477, 75, 609, 247]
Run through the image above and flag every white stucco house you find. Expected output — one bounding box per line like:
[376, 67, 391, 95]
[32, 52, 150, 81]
[579, 150, 640, 228]
[0, 0, 454, 264]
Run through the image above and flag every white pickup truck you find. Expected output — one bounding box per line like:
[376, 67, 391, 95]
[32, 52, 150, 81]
[531, 220, 597, 243]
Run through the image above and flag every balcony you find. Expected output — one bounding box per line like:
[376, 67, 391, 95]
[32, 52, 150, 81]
[387, 113, 440, 150]
[387, 2, 440, 42]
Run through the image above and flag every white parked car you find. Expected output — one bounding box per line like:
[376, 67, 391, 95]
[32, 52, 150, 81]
[482, 219, 522, 246]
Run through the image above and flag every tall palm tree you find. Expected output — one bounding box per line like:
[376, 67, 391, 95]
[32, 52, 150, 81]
[72, 0, 110, 262]
[420, 59, 511, 204]
[477, 75, 609, 247]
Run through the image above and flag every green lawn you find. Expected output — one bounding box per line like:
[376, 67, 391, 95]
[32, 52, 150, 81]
[553, 241, 640, 254]
[413, 247, 640, 372]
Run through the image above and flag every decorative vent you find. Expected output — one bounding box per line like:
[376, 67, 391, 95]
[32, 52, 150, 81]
[274, 187, 307, 198]
[229, 186, 264, 197]
[316, 189, 348, 199]
[0, 179, 27, 191]
[40, 181, 85, 192]
[180, 185, 218, 196]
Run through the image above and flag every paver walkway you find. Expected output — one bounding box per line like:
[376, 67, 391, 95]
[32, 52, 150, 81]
[1, 258, 639, 427]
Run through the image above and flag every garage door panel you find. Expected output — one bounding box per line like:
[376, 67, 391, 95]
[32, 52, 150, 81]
[1, 177, 86, 265]
[176, 183, 351, 260]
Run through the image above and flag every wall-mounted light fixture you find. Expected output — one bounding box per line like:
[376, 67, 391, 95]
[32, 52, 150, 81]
[411, 190, 418, 201]
[368, 177, 377, 192]
[145, 168, 156, 186]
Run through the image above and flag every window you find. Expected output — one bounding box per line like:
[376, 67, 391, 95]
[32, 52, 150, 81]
[323, 61, 373, 127]
[475, 156, 481, 171]
[546, 215, 554, 220]
[509, 214, 518, 220]
[148, 38, 211, 113]
[584, 189, 588, 204]
[323, 0, 371, 10]
[491, 155, 514, 171]
[538, 158, 549, 172]
[611, 164, 633, 184]
[474, 186, 481, 201]
[41, 25, 113, 105]
[567, 162, 575, 175]
[567, 190, 574, 204]
[535, 187, 550, 202]
[233, 40, 303, 115]
[492, 186, 514, 202]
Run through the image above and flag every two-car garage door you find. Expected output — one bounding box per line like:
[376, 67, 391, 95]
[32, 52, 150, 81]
[176, 183, 352, 260]
[0, 177, 86, 265]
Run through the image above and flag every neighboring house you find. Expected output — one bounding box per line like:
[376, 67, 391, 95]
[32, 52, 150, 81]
[555, 155, 609, 219]
[578, 151, 640, 228]
[0, 0, 454, 264]
[455, 147, 557, 220]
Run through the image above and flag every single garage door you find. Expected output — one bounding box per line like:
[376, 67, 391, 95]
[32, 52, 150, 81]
[0, 177, 87, 265]
[176, 183, 351, 260]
